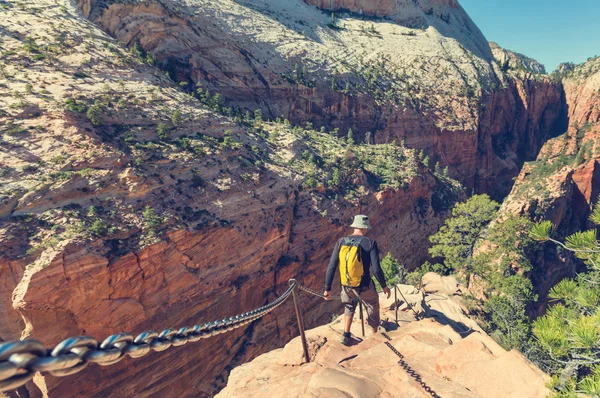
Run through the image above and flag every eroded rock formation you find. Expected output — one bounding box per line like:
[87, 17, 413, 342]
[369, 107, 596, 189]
[0, 0, 588, 396]
[489, 42, 547, 74]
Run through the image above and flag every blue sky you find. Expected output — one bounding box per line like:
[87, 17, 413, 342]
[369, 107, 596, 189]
[459, 0, 600, 72]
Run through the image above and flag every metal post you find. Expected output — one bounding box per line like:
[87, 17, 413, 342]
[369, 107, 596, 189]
[359, 299, 365, 337]
[394, 286, 398, 324]
[291, 286, 310, 363]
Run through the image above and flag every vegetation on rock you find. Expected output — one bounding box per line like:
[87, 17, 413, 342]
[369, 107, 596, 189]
[530, 210, 600, 397]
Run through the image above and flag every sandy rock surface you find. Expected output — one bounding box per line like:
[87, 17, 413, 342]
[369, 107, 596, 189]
[218, 277, 550, 398]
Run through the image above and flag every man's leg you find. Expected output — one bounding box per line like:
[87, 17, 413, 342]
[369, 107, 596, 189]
[344, 313, 353, 333]
[340, 287, 357, 345]
[358, 286, 381, 333]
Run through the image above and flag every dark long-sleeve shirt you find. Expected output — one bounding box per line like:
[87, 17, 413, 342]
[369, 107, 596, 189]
[324, 235, 387, 291]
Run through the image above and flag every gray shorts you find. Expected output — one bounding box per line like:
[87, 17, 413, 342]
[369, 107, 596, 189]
[340, 285, 380, 328]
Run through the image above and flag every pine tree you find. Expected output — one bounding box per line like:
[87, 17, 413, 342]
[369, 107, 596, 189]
[171, 109, 183, 126]
[373, 253, 402, 291]
[331, 168, 342, 188]
[530, 205, 600, 395]
[157, 123, 170, 140]
[142, 205, 162, 236]
[423, 155, 430, 168]
[254, 108, 263, 122]
[347, 128, 354, 146]
[429, 194, 499, 275]
[86, 104, 104, 126]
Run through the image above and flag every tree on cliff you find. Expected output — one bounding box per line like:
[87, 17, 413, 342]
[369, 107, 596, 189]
[86, 103, 104, 126]
[373, 253, 401, 291]
[347, 128, 354, 146]
[530, 208, 600, 396]
[428, 194, 499, 277]
[425, 195, 538, 352]
[474, 216, 538, 351]
[171, 109, 183, 126]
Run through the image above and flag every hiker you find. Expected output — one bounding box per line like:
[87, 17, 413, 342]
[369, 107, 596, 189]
[323, 215, 391, 345]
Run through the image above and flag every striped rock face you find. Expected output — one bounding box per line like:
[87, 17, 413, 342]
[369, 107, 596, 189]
[75, 0, 567, 200]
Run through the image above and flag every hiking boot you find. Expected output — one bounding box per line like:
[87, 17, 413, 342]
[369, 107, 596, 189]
[340, 332, 352, 346]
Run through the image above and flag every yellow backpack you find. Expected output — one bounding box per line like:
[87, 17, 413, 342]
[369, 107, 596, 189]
[339, 237, 365, 287]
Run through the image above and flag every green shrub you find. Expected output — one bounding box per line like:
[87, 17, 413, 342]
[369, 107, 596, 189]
[373, 253, 401, 291]
[428, 194, 499, 277]
[86, 104, 104, 126]
[64, 98, 87, 113]
[530, 206, 600, 394]
[90, 219, 109, 237]
[157, 123, 170, 140]
[171, 109, 183, 126]
[4, 122, 27, 136]
[143, 205, 162, 231]
[21, 164, 38, 173]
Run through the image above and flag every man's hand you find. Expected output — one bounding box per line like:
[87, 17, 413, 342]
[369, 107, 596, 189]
[383, 287, 391, 299]
[323, 291, 332, 301]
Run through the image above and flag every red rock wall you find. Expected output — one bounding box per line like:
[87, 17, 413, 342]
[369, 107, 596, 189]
[499, 62, 600, 315]
[0, 170, 453, 397]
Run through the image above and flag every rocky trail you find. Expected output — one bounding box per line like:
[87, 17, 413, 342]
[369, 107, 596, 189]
[218, 273, 550, 398]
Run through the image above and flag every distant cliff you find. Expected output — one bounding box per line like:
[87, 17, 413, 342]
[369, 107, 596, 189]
[77, 0, 566, 199]
[499, 56, 600, 314]
[490, 42, 547, 74]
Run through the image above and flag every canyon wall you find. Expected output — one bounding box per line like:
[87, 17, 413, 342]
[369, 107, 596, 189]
[1, 176, 453, 397]
[499, 57, 600, 314]
[76, 0, 567, 199]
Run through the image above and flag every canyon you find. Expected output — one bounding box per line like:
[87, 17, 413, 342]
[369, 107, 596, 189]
[0, 0, 597, 397]
[499, 56, 600, 314]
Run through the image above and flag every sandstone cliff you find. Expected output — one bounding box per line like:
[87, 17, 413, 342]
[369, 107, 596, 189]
[219, 274, 550, 398]
[499, 56, 600, 313]
[489, 42, 547, 75]
[0, 1, 461, 396]
[75, 0, 567, 199]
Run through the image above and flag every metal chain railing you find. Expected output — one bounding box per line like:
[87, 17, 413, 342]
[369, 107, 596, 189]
[0, 282, 297, 392]
[381, 332, 441, 398]
[296, 283, 341, 300]
[0, 280, 442, 396]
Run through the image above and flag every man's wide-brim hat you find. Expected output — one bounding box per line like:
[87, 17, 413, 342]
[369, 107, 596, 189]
[350, 215, 372, 229]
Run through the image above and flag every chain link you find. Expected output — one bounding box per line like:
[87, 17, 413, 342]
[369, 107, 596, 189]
[0, 281, 298, 392]
[295, 283, 341, 300]
[381, 333, 441, 398]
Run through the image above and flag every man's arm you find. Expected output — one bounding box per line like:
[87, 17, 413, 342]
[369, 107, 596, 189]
[324, 239, 341, 292]
[370, 240, 387, 289]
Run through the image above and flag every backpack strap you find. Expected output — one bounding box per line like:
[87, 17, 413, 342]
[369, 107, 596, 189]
[344, 236, 367, 246]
